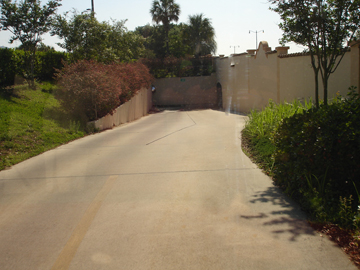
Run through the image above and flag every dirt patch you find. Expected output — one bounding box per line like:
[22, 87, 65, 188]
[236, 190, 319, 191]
[309, 222, 360, 268]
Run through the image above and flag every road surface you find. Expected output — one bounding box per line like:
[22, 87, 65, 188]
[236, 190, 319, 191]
[0, 110, 356, 269]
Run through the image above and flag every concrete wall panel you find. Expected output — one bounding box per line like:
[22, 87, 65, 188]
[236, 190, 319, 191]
[90, 87, 151, 131]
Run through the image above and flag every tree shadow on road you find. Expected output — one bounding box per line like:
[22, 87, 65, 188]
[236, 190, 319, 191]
[240, 186, 316, 241]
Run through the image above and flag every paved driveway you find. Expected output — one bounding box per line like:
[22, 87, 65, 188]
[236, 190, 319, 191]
[0, 110, 356, 269]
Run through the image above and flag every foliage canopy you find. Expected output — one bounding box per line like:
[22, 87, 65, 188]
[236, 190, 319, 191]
[0, 0, 62, 87]
[185, 13, 216, 57]
[269, 0, 360, 106]
[150, 0, 180, 55]
[52, 12, 145, 63]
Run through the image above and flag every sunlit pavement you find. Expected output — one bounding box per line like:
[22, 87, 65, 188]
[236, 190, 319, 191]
[0, 110, 356, 269]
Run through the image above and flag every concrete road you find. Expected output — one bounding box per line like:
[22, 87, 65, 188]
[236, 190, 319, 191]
[0, 110, 356, 270]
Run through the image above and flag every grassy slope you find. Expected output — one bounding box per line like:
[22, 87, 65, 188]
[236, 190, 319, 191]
[0, 83, 85, 171]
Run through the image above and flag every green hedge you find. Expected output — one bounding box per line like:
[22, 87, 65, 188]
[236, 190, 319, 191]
[0, 48, 69, 88]
[0, 48, 17, 87]
[273, 89, 360, 227]
[35, 50, 69, 81]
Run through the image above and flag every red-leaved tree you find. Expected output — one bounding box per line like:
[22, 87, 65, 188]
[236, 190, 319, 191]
[56, 60, 153, 121]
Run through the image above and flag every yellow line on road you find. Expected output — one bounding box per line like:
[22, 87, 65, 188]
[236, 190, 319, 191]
[51, 175, 117, 270]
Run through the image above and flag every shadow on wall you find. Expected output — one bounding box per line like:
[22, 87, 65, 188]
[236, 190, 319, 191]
[152, 74, 221, 110]
[216, 82, 223, 109]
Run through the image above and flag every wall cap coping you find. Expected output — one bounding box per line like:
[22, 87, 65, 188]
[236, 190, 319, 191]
[221, 40, 358, 58]
[278, 52, 310, 58]
[266, 50, 278, 55]
[231, 52, 248, 57]
[247, 49, 256, 55]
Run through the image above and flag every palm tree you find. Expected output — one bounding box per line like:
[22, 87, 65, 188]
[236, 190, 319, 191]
[150, 0, 180, 55]
[186, 13, 216, 57]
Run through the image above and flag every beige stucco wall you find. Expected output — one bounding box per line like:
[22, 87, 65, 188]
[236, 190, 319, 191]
[216, 41, 360, 113]
[216, 42, 279, 113]
[280, 52, 352, 102]
[278, 54, 314, 102]
[350, 41, 360, 90]
[89, 87, 152, 131]
[152, 74, 218, 109]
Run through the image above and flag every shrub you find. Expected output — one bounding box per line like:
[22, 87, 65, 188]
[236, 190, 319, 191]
[36, 50, 69, 81]
[272, 89, 360, 227]
[0, 48, 16, 89]
[55, 60, 153, 121]
[0, 49, 69, 89]
[115, 62, 154, 103]
[241, 99, 313, 173]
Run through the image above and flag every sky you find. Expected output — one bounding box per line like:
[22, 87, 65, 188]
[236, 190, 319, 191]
[0, 0, 306, 56]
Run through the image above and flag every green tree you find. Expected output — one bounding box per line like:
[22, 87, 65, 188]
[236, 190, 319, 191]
[269, 0, 360, 107]
[109, 20, 146, 62]
[185, 13, 216, 57]
[136, 24, 166, 58]
[0, 0, 62, 88]
[168, 23, 191, 57]
[136, 23, 193, 59]
[52, 12, 145, 63]
[150, 0, 180, 55]
[36, 42, 56, 52]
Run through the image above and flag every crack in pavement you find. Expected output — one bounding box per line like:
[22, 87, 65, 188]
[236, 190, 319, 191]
[146, 112, 197, 145]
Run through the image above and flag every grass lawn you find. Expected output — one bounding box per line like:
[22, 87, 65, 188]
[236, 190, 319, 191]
[0, 83, 87, 171]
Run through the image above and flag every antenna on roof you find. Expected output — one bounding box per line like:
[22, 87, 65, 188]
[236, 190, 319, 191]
[249, 30, 264, 49]
[230, 45, 240, 54]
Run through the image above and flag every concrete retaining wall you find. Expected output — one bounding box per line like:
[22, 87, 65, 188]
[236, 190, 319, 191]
[89, 87, 152, 131]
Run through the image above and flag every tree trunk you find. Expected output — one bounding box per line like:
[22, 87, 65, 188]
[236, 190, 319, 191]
[310, 53, 320, 108]
[24, 49, 36, 89]
[314, 71, 319, 108]
[323, 74, 328, 106]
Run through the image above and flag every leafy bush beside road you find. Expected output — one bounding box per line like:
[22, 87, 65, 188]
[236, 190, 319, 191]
[241, 99, 312, 174]
[242, 90, 360, 229]
[273, 90, 360, 228]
